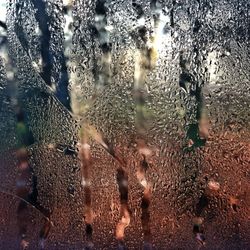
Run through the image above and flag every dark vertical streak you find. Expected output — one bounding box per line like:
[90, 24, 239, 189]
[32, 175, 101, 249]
[116, 168, 128, 206]
[31, 0, 52, 87]
[141, 195, 151, 242]
[170, 0, 176, 28]
[179, 53, 206, 151]
[33, 0, 71, 110]
[94, 0, 112, 89]
[56, 7, 71, 111]
[56, 45, 71, 111]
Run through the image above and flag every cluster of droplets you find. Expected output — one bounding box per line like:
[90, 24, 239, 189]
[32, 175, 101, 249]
[0, 0, 249, 249]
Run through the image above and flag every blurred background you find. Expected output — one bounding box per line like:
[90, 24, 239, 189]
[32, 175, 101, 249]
[0, 0, 249, 249]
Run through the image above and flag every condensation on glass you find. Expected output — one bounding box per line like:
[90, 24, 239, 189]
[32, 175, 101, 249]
[0, 0, 249, 249]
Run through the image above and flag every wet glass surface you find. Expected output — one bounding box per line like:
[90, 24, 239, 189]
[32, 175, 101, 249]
[0, 0, 249, 249]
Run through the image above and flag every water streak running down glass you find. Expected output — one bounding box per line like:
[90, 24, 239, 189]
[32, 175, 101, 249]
[0, 0, 249, 249]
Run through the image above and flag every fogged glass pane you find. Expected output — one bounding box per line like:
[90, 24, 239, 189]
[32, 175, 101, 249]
[0, 0, 249, 249]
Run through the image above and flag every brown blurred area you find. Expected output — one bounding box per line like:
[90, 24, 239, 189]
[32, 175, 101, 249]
[0, 126, 249, 249]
